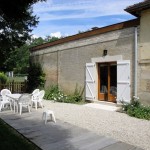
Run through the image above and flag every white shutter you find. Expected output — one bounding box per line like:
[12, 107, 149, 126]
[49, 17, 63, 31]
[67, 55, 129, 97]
[117, 60, 130, 103]
[85, 63, 96, 100]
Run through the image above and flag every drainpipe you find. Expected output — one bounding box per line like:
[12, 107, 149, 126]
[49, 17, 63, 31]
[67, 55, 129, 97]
[57, 50, 59, 86]
[134, 27, 138, 97]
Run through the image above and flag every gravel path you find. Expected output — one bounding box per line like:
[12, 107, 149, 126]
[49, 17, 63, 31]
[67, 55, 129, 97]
[43, 100, 150, 150]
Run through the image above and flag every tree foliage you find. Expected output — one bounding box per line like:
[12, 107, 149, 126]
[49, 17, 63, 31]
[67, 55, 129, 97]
[11, 36, 60, 74]
[0, 72, 8, 84]
[0, 0, 45, 71]
[27, 62, 45, 92]
[13, 44, 30, 74]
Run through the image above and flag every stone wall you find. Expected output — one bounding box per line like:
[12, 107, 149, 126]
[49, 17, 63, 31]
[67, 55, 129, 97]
[138, 9, 150, 105]
[31, 27, 136, 98]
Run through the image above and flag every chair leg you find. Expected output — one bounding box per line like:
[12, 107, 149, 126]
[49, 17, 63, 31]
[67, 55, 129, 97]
[0, 104, 2, 111]
[45, 113, 48, 124]
[10, 102, 12, 111]
[1, 104, 4, 111]
[28, 104, 31, 113]
[51, 112, 56, 123]
[31, 101, 33, 108]
[13, 101, 15, 113]
[19, 104, 22, 115]
[15, 103, 20, 113]
[39, 101, 43, 108]
[35, 101, 37, 110]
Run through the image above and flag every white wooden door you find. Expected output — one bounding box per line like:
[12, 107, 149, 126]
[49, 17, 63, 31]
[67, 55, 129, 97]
[85, 63, 96, 100]
[117, 60, 130, 103]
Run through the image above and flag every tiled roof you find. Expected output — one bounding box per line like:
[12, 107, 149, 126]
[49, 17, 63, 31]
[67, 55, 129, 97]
[30, 19, 140, 52]
[125, 0, 150, 17]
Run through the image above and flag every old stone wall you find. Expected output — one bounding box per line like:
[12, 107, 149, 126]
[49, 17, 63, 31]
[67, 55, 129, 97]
[31, 27, 136, 98]
[138, 9, 150, 105]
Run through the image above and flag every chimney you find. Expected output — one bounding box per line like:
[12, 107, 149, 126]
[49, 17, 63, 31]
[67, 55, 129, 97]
[91, 27, 99, 30]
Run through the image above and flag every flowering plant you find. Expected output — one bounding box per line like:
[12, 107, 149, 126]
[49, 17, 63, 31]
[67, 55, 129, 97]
[121, 96, 150, 120]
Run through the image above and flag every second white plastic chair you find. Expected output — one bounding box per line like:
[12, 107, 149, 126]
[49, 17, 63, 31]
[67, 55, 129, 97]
[31, 89, 39, 109]
[32, 90, 45, 110]
[0, 89, 12, 111]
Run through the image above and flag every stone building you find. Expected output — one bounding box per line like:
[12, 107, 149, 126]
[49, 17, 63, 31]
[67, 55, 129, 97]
[30, 0, 150, 105]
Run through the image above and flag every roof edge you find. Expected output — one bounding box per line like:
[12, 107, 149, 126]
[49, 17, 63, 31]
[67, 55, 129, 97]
[125, 0, 150, 17]
[30, 19, 140, 52]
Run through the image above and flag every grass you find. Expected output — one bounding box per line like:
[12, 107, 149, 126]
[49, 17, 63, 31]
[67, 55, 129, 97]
[0, 118, 41, 150]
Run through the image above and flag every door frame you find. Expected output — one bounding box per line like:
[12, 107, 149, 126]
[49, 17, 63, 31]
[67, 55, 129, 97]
[86, 55, 131, 103]
[98, 62, 117, 103]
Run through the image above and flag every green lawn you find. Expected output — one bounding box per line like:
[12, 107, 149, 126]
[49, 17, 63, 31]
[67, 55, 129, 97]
[0, 119, 41, 150]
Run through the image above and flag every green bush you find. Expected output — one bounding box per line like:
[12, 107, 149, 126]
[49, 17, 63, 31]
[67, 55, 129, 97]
[27, 63, 45, 92]
[0, 72, 8, 84]
[44, 84, 84, 104]
[64, 85, 83, 103]
[44, 85, 65, 102]
[121, 97, 150, 120]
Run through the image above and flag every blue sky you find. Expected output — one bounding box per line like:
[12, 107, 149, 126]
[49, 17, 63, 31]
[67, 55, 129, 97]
[32, 0, 142, 38]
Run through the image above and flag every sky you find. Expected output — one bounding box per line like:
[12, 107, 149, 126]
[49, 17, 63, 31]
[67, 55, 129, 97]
[32, 0, 143, 38]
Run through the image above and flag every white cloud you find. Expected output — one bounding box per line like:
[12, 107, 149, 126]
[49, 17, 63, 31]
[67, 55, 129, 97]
[50, 32, 62, 38]
[31, 34, 39, 39]
[32, 23, 105, 38]
[33, 0, 142, 21]
[32, 0, 143, 37]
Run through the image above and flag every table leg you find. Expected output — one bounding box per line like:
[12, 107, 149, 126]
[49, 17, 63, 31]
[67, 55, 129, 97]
[14, 101, 15, 113]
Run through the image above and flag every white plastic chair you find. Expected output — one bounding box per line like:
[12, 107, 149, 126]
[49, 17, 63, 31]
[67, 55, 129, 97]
[17, 94, 32, 115]
[32, 89, 40, 98]
[31, 89, 39, 110]
[32, 90, 45, 110]
[31, 89, 39, 102]
[0, 89, 12, 111]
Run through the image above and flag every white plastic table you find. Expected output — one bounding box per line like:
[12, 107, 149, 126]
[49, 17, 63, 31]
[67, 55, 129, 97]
[6, 94, 21, 113]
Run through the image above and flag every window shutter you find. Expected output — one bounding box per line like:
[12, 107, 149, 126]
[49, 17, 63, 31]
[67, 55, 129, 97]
[85, 63, 96, 100]
[117, 60, 130, 103]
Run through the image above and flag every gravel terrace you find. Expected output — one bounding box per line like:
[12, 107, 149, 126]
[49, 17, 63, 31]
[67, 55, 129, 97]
[42, 100, 150, 150]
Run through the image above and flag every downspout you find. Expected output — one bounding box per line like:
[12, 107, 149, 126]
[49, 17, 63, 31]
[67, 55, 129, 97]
[57, 50, 59, 86]
[134, 27, 138, 97]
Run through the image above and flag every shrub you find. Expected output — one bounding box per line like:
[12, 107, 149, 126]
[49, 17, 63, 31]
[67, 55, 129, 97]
[44, 84, 84, 104]
[0, 72, 8, 84]
[121, 96, 150, 120]
[44, 85, 65, 102]
[64, 85, 83, 103]
[27, 63, 45, 92]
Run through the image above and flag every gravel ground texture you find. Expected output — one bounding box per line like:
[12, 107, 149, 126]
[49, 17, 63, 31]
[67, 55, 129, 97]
[42, 100, 150, 150]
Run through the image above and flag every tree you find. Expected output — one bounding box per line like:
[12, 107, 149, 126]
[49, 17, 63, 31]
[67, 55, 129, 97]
[45, 36, 59, 42]
[8, 36, 60, 74]
[0, 72, 8, 84]
[0, 0, 45, 71]
[13, 44, 30, 74]
[30, 37, 45, 47]
[27, 62, 45, 92]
